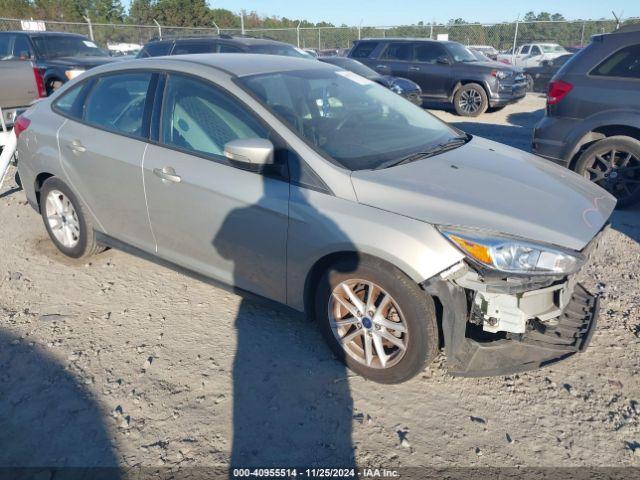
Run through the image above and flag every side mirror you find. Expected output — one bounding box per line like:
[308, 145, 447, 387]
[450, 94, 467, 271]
[437, 56, 451, 65]
[541, 60, 550, 67]
[224, 138, 274, 166]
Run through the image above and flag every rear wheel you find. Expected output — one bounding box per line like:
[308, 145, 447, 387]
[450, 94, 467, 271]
[525, 73, 534, 92]
[40, 177, 103, 258]
[453, 83, 488, 117]
[315, 257, 439, 384]
[574, 136, 640, 209]
[46, 79, 63, 96]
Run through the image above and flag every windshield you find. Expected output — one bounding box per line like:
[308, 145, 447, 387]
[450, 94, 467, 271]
[321, 58, 378, 79]
[239, 68, 460, 171]
[540, 44, 567, 53]
[446, 43, 478, 62]
[248, 44, 310, 58]
[32, 36, 108, 58]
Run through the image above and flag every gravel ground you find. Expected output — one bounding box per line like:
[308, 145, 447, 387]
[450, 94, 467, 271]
[0, 93, 639, 473]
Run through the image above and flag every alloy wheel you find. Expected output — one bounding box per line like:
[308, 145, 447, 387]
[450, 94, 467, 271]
[459, 88, 482, 114]
[328, 279, 408, 369]
[584, 148, 640, 203]
[45, 189, 80, 248]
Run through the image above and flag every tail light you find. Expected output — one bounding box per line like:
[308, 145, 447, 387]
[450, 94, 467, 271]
[547, 80, 573, 105]
[32, 67, 46, 98]
[13, 116, 31, 139]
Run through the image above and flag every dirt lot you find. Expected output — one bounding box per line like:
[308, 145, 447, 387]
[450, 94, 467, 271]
[1, 93, 639, 474]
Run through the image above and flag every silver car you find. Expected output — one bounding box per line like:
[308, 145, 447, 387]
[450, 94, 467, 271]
[16, 54, 615, 383]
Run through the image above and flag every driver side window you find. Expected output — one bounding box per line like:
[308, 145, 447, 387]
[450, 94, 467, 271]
[84, 72, 152, 138]
[160, 74, 269, 160]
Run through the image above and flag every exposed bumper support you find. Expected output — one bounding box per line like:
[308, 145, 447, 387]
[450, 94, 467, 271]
[424, 280, 599, 377]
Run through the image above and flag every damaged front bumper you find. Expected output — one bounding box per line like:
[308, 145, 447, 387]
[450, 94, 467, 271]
[424, 229, 605, 377]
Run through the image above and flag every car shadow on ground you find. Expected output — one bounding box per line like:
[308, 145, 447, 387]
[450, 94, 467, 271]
[611, 207, 640, 244]
[0, 327, 120, 478]
[211, 159, 357, 470]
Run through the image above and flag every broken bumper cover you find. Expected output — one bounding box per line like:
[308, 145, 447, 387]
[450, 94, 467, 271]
[425, 281, 599, 377]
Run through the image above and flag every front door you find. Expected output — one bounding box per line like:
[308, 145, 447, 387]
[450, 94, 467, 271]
[143, 74, 289, 303]
[57, 71, 156, 250]
[410, 42, 451, 98]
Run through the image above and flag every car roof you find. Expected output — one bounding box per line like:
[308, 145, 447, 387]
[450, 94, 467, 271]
[98, 53, 330, 78]
[144, 35, 293, 47]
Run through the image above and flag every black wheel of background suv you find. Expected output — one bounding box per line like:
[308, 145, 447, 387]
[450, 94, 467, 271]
[453, 83, 488, 117]
[40, 177, 104, 258]
[315, 257, 439, 384]
[574, 136, 640, 209]
[46, 79, 63, 96]
[525, 74, 534, 92]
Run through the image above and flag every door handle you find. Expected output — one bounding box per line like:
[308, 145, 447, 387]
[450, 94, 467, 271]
[68, 140, 86, 153]
[376, 65, 388, 69]
[408, 66, 421, 71]
[153, 167, 181, 183]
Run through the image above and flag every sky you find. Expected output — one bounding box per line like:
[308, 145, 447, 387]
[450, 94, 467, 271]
[206, 0, 638, 25]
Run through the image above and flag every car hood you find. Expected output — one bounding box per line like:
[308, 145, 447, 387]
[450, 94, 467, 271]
[350, 137, 616, 251]
[380, 75, 421, 92]
[462, 60, 520, 71]
[44, 56, 116, 68]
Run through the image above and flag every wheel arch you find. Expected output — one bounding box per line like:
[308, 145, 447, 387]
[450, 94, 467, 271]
[450, 79, 490, 101]
[302, 250, 425, 318]
[34, 171, 55, 211]
[565, 113, 640, 169]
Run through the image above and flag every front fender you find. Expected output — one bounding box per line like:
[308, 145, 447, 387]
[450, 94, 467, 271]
[286, 186, 464, 311]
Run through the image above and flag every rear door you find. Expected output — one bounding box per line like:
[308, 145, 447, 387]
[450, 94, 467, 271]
[373, 41, 413, 78]
[142, 73, 289, 302]
[514, 45, 530, 67]
[57, 71, 156, 251]
[411, 42, 450, 97]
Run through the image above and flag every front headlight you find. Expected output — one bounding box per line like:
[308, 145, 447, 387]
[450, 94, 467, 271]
[65, 69, 85, 80]
[492, 70, 512, 80]
[439, 227, 584, 275]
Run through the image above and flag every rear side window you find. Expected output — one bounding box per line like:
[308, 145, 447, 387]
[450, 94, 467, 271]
[381, 42, 413, 61]
[592, 44, 640, 79]
[218, 43, 243, 53]
[172, 41, 216, 55]
[531, 45, 541, 56]
[139, 42, 172, 58]
[84, 72, 152, 138]
[415, 43, 446, 63]
[0, 34, 10, 59]
[160, 74, 268, 159]
[350, 41, 379, 58]
[53, 83, 84, 118]
[521, 45, 530, 54]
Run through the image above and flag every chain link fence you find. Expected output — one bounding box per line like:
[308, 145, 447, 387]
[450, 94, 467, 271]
[1, 16, 638, 53]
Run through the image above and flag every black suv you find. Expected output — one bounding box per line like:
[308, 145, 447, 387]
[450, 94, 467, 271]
[0, 31, 115, 94]
[532, 26, 640, 207]
[137, 34, 311, 59]
[348, 38, 526, 116]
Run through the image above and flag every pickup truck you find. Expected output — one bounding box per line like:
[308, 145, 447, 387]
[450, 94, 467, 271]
[0, 31, 116, 95]
[0, 60, 43, 187]
[497, 43, 569, 68]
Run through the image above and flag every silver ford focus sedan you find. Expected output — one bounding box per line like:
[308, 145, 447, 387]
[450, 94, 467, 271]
[16, 54, 615, 383]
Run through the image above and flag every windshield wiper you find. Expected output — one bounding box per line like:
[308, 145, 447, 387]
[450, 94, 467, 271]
[374, 135, 470, 170]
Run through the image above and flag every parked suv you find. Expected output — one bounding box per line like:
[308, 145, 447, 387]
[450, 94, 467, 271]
[497, 43, 569, 68]
[16, 54, 612, 382]
[349, 38, 526, 116]
[532, 26, 640, 207]
[0, 32, 115, 95]
[137, 34, 311, 59]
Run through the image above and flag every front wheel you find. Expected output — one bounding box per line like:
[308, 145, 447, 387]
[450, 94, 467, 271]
[315, 257, 439, 384]
[574, 136, 640, 209]
[453, 83, 488, 117]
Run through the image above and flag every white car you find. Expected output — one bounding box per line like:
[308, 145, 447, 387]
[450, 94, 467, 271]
[497, 43, 569, 68]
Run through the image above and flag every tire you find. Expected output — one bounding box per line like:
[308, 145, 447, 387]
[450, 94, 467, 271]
[574, 136, 640, 209]
[453, 83, 488, 117]
[525, 74, 534, 92]
[46, 79, 63, 96]
[40, 177, 103, 258]
[315, 257, 439, 384]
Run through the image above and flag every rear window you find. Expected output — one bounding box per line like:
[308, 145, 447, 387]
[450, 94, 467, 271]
[138, 42, 172, 58]
[592, 44, 640, 79]
[0, 34, 10, 58]
[247, 44, 308, 58]
[350, 41, 379, 59]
